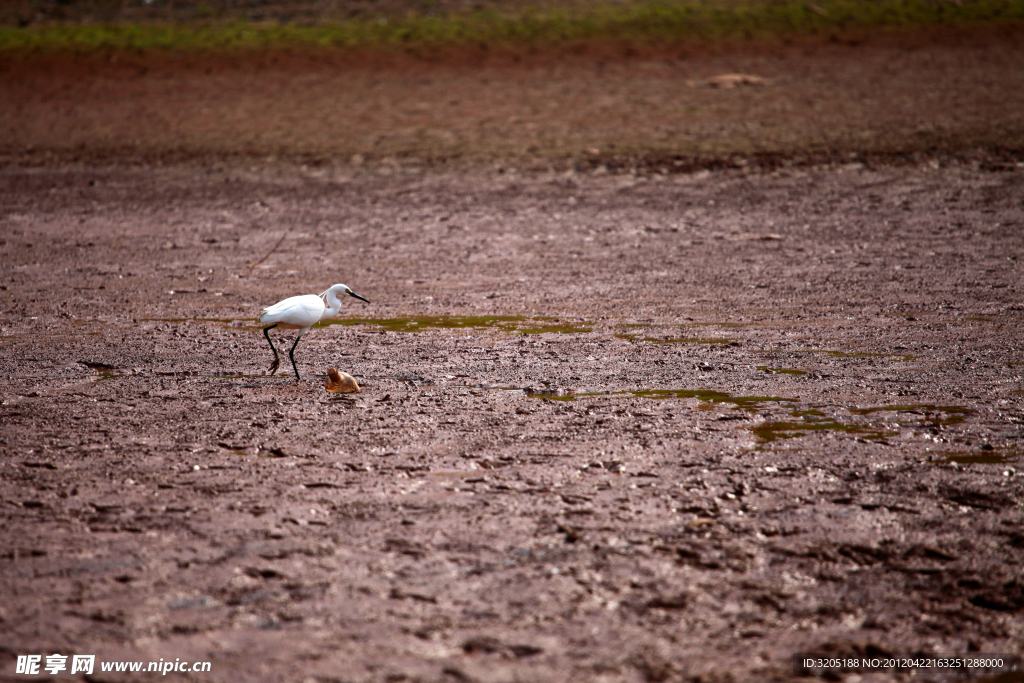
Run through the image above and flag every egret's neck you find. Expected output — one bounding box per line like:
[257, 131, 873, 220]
[322, 291, 343, 320]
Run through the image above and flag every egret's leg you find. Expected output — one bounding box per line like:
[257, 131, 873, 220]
[262, 324, 281, 375]
[287, 328, 308, 381]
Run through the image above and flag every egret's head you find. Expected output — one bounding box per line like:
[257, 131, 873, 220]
[344, 285, 370, 304]
[323, 283, 369, 304]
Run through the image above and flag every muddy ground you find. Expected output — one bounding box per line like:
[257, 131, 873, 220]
[2, 25, 1024, 683]
[3, 24, 1024, 168]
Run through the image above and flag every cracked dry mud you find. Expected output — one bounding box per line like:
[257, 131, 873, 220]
[1, 161, 1022, 682]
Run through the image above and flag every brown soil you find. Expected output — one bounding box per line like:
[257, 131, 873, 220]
[2, 25, 1024, 683]
[3, 24, 1024, 168]
[3, 0, 603, 25]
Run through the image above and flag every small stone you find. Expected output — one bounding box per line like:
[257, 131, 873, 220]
[702, 73, 769, 88]
[325, 368, 360, 393]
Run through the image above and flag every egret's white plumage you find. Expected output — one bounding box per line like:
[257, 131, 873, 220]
[259, 283, 369, 380]
[259, 294, 330, 329]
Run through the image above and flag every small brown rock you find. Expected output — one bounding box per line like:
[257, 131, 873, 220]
[325, 367, 360, 393]
[699, 73, 770, 88]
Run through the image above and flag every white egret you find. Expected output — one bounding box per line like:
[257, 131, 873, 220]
[259, 284, 369, 380]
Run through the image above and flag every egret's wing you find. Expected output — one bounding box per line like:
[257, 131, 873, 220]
[259, 294, 324, 326]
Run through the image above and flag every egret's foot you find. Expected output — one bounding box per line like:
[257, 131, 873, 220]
[267, 357, 280, 375]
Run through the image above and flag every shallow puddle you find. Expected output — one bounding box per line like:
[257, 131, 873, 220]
[513, 386, 963, 445]
[140, 317, 238, 324]
[517, 317, 593, 334]
[76, 362, 132, 382]
[801, 349, 919, 361]
[82, 367, 282, 382]
[317, 315, 591, 334]
[753, 403, 972, 443]
[398, 376, 435, 386]
[940, 449, 1021, 465]
[753, 416, 896, 443]
[684, 322, 750, 329]
[521, 388, 599, 401]
[522, 387, 798, 411]
[850, 404, 971, 427]
[629, 389, 796, 410]
[616, 321, 748, 329]
[138, 316, 264, 332]
[616, 333, 738, 346]
[138, 315, 595, 335]
[319, 315, 522, 333]
[757, 366, 807, 376]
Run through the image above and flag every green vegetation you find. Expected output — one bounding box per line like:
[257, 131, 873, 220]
[524, 387, 800, 410]
[616, 333, 737, 345]
[317, 315, 591, 334]
[757, 366, 808, 375]
[2, 0, 1022, 53]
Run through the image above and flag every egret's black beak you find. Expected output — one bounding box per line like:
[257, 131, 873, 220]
[349, 291, 370, 304]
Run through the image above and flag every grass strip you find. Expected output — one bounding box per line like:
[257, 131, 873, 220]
[2, 0, 1023, 53]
